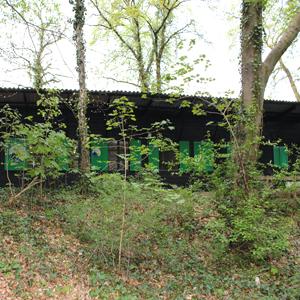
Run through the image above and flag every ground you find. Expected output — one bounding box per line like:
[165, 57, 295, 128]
[0, 205, 92, 299]
[0, 189, 299, 299]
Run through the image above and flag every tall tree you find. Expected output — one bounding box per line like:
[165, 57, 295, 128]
[2, 0, 65, 90]
[71, 0, 90, 173]
[240, 0, 300, 157]
[90, 0, 192, 93]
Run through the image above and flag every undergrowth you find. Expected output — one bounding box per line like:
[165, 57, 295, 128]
[0, 171, 299, 299]
[63, 173, 202, 273]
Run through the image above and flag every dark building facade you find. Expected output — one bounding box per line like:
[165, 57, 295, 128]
[0, 87, 299, 185]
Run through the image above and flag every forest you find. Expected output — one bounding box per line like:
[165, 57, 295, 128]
[0, 0, 300, 299]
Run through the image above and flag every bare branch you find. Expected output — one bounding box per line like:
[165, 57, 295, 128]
[161, 21, 192, 53]
[279, 58, 300, 102]
[4, 0, 67, 39]
[104, 76, 140, 88]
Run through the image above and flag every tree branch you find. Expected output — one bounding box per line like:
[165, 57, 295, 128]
[279, 58, 300, 102]
[89, 0, 139, 60]
[262, 10, 300, 87]
[4, 0, 66, 39]
[161, 21, 192, 53]
[104, 76, 140, 88]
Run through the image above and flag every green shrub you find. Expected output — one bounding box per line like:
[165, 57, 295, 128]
[63, 173, 201, 271]
[206, 159, 292, 262]
[10, 123, 76, 181]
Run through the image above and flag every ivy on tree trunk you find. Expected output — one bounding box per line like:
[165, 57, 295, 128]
[241, 0, 300, 139]
[72, 0, 90, 173]
[240, 1, 264, 158]
[237, 0, 300, 190]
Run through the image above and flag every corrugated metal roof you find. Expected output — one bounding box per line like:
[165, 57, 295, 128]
[0, 86, 298, 104]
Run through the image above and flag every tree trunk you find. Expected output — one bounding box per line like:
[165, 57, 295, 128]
[33, 27, 45, 92]
[156, 22, 167, 94]
[134, 18, 149, 93]
[74, 0, 90, 173]
[240, 1, 264, 161]
[237, 1, 300, 190]
[240, 2, 300, 159]
[138, 62, 149, 93]
[155, 54, 162, 93]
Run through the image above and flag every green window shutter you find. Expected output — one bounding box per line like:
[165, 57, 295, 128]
[130, 139, 142, 171]
[179, 141, 189, 172]
[5, 138, 28, 171]
[280, 146, 288, 168]
[194, 141, 214, 173]
[203, 141, 214, 172]
[148, 142, 159, 172]
[273, 146, 288, 168]
[273, 146, 281, 167]
[90, 139, 109, 171]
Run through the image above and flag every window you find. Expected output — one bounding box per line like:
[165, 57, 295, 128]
[90, 138, 109, 172]
[273, 145, 288, 168]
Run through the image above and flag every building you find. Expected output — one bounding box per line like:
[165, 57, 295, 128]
[1, 87, 300, 185]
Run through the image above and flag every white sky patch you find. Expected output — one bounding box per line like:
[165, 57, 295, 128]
[0, 0, 299, 101]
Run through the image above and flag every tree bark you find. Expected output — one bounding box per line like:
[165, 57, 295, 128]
[240, 1, 264, 160]
[134, 18, 149, 92]
[237, 1, 300, 190]
[33, 27, 46, 92]
[240, 2, 300, 157]
[73, 0, 90, 173]
[155, 54, 162, 93]
[155, 23, 166, 94]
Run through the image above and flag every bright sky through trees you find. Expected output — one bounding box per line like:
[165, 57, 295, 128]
[0, 0, 298, 101]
